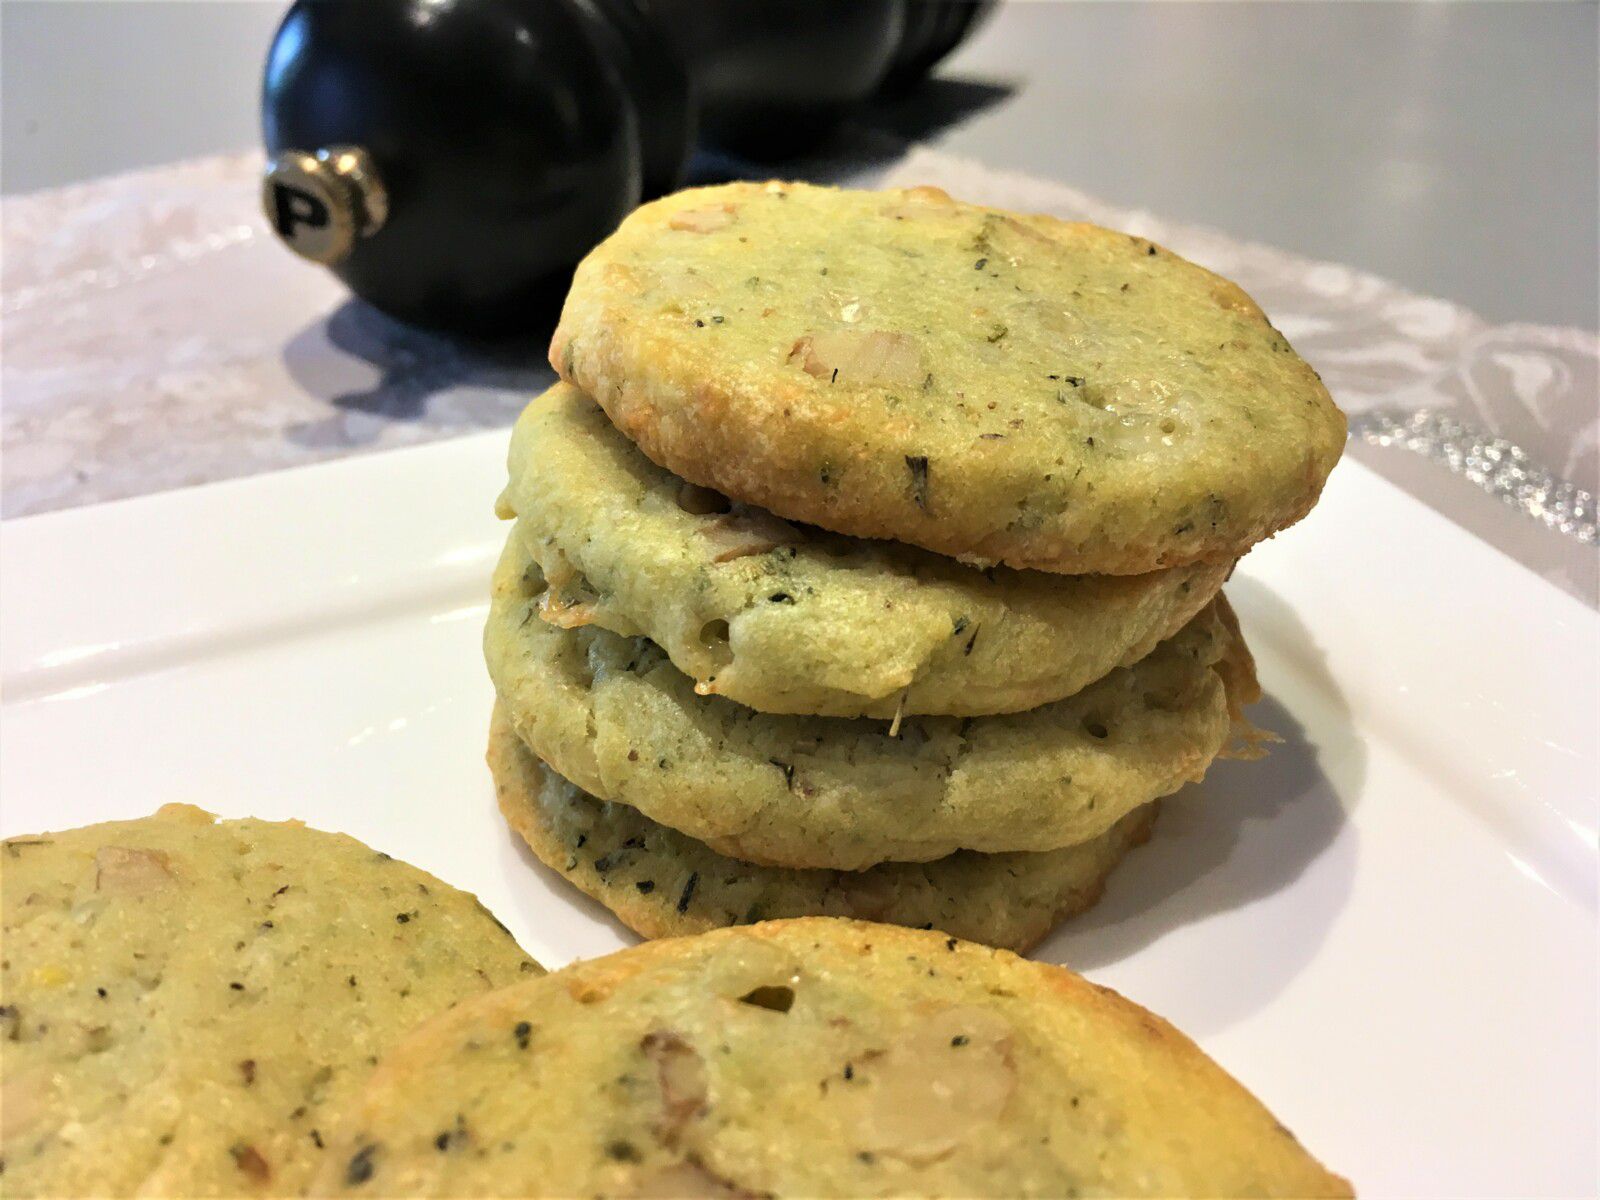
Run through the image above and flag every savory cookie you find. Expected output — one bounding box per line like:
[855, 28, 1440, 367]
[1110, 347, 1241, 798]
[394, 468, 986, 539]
[484, 535, 1258, 870]
[489, 705, 1156, 952]
[550, 181, 1346, 576]
[310, 918, 1350, 1197]
[0, 806, 540, 1198]
[499, 384, 1228, 717]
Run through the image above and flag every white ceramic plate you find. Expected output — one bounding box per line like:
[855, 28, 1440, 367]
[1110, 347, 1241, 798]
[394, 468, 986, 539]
[2, 439, 1595, 1197]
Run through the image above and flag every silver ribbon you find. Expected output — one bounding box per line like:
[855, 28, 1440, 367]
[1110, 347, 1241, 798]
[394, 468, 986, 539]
[1351, 409, 1597, 545]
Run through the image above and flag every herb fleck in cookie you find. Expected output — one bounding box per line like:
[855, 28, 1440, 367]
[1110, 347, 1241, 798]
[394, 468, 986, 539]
[0, 806, 539, 1197]
[551, 182, 1345, 575]
[484, 534, 1259, 870]
[311, 918, 1350, 1197]
[500, 384, 1227, 717]
[489, 705, 1156, 952]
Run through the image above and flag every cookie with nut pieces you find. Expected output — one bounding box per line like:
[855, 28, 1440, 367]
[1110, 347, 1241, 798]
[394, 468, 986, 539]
[551, 181, 1345, 575]
[0, 805, 539, 1197]
[501, 384, 1228, 718]
[310, 917, 1350, 1197]
[484, 533, 1258, 870]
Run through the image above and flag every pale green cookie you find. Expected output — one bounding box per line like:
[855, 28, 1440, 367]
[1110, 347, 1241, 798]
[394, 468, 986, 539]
[310, 919, 1351, 1197]
[499, 384, 1228, 718]
[489, 705, 1157, 953]
[484, 534, 1256, 870]
[551, 181, 1346, 575]
[0, 806, 539, 1198]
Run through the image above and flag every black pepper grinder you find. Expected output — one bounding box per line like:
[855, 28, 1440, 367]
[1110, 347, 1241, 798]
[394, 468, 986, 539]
[260, 0, 992, 334]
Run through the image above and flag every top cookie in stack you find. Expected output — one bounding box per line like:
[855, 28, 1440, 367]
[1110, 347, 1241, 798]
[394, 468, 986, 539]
[484, 181, 1343, 951]
[550, 182, 1344, 575]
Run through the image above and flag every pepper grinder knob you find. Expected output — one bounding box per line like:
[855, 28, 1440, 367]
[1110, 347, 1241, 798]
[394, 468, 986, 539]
[262, 145, 389, 266]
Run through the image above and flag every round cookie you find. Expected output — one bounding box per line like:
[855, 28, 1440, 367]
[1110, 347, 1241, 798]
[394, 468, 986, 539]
[489, 705, 1157, 952]
[500, 384, 1229, 717]
[550, 181, 1346, 576]
[484, 534, 1258, 870]
[0, 806, 540, 1197]
[310, 918, 1350, 1197]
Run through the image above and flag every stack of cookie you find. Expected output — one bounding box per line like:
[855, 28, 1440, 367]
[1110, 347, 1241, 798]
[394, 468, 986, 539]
[486, 182, 1345, 951]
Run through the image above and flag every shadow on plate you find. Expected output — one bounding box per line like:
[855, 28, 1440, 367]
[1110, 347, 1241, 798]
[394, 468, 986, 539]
[278, 301, 555, 450]
[1038, 577, 1365, 1035]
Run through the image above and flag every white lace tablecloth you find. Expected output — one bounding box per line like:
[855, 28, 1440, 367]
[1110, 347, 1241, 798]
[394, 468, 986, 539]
[4, 145, 1595, 602]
